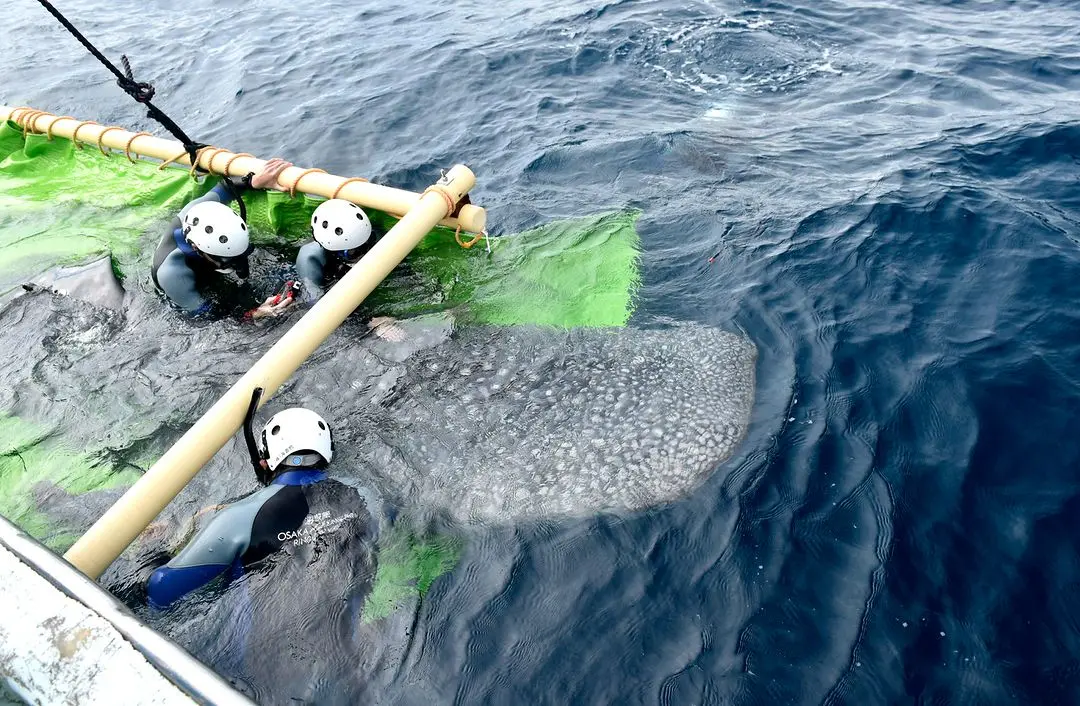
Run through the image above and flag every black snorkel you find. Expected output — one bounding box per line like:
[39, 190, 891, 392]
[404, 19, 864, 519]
[244, 387, 272, 485]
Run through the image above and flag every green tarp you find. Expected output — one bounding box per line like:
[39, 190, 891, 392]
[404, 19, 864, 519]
[0, 119, 640, 328]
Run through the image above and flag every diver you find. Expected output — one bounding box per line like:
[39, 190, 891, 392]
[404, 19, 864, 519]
[293, 197, 406, 341]
[151, 158, 298, 320]
[294, 198, 377, 298]
[146, 388, 373, 609]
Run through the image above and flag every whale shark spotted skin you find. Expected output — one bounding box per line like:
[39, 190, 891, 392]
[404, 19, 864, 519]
[0, 292, 756, 526]
[295, 318, 758, 523]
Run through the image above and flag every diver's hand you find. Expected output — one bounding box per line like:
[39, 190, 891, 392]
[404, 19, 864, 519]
[249, 294, 296, 320]
[251, 158, 294, 192]
[369, 316, 407, 342]
[139, 520, 171, 546]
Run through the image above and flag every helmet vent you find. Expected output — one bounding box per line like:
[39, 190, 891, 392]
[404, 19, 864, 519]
[241, 223, 247, 231]
[192, 217, 200, 226]
[317, 421, 326, 430]
[271, 425, 281, 436]
[205, 225, 214, 234]
[355, 212, 363, 220]
[322, 220, 329, 228]
[335, 227, 343, 235]
[218, 235, 228, 244]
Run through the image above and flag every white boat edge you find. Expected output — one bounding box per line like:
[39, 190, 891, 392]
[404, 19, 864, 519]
[0, 514, 254, 705]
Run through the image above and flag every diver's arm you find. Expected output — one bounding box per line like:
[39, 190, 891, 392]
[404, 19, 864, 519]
[293, 241, 328, 301]
[147, 507, 244, 608]
[173, 158, 292, 230]
[155, 250, 212, 315]
[175, 182, 241, 224]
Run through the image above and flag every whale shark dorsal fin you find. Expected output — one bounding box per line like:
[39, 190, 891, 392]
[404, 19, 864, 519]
[28, 255, 125, 311]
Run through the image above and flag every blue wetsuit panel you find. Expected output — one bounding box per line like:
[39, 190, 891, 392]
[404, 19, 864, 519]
[147, 470, 365, 609]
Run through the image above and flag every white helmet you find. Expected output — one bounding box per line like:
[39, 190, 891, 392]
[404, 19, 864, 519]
[311, 199, 372, 252]
[260, 408, 334, 472]
[182, 201, 250, 258]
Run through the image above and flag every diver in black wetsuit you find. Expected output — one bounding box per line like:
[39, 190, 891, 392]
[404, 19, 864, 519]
[291, 197, 407, 341]
[145, 391, 382, 702]
[151, 158, 297, 320]
[147, 390, 373, 609]
[292, 198, 377, 300]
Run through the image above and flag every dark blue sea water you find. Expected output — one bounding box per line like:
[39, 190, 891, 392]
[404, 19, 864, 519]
[6, 0, 1080, 703]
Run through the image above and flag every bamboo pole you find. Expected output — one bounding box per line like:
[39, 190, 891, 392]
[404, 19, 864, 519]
[62, 164, 477, 579]
[0, 105, 486, 234]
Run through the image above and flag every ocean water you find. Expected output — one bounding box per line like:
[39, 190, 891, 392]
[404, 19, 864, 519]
[4, 0, 1080, 703]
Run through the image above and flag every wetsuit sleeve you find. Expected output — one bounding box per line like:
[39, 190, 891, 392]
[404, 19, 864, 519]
[147, 512, 241, 608]
[155, 249, 211, 315]
[294, 241, 328, 301]
[147, 485, 283, 608]
[176, 182, 241, 221]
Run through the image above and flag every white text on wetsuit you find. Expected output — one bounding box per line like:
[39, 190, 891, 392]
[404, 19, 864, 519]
[277, 511, 357, 546]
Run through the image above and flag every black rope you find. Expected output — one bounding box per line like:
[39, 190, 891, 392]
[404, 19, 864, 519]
[225, 177, 248, 222]
[34, 0, 250, 218]
[34, 0, 202, 166]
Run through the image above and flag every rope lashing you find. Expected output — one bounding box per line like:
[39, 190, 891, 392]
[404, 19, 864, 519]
[158, 149, 190, 170]
[331, 177, 369, 200]
[286, 168, 327, 198]
[123, 132, 152, 163]
[44, 115, 75, 140]
[18, 110, 49, 136]
[96, 126, 124, 156]
[70, 120, 101, 149]
[189, 146, 217, 177]
[8, 106, 34, 124]
[223, 153, 254, 175]
[195, 147, 229, 176]
[422, 185, 457, 219]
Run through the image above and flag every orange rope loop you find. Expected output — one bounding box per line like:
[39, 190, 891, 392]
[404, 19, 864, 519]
[454, 225, 485, 249]
[44, 116, 75, 141]
[331, 176, 370, 200]
[201, 147, 229, 175]
[123, 132, 152, 163]
[158, 149, 190, 170]
[29, 112, 50, 135]
[287, 168, 327, 198]
[422, 185, 456, 219]
[12, 109, 33, 129]
[222, 152, 254, 176]
[19, 110, 49, 136]
[96, 126, 124, 156]
[7, 107, 34, 125]
[70, 120, 100, 149]
[189, 146, 214, 177]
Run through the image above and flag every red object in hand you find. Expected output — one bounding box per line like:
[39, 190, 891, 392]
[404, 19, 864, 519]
[270, 281, 299, 306]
